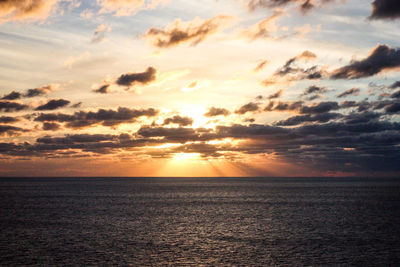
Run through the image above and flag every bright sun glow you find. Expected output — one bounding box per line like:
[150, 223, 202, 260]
[172, 152, 200, 161]
[178, 105, 209, 128]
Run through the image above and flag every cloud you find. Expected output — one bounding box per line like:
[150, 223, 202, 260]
[235, 102, 260, 114]
[34, 107, 159, 128]
[35, 99, 70, 111]
[1, 106, 400, 173]
[204, 107, 231, 117]
[143, 15, 233, 48]
[275, 51, 316, 76]
[91, 24, 111, 44]
[268, 50, 323, 83]
[389, 81, 400, 89]
[42, 122, 61, 131]
[297, 50, 317, 60]
[0, 125, 27, 136]
[138, 126, 202, 142]
[1, 84, 55, 100]
[385, 102, 400, 113]
[71, 102, 82, 108]
[1, 91, 21, 100]
[264, 100, 341, 114]
[116, 67, 157, 87]
[264, 100, 304, 112]
[93, 84, 110, 94]
[254, 60, 269, 72]
[0, 0, 61, 23]
[302, 85, 326, 95]
[0, 116, 19, 124]
[25, 84, 56, 97]
[337, 87, 360, 98]
[163, 115, 193, 126]
[0, 101, 28, 112]
[276, 112, 342, 126]
[331, 44, 400, 79]
[240, 11, 281, 40]
[300, 101, 340, 114]
[391, 90, 400, 98]
[268, 89, 283, 99]
[243, 0, 339, 14]
[343, 111, 381, 124]
[181, 81, 199, 92]
[370, 0, 400, 20]
[98, 0, 167, 16]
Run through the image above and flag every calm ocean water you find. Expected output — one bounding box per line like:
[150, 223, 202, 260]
[0, 177, 399, 266]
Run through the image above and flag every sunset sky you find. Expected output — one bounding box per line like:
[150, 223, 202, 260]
[0, 0, 399, 177]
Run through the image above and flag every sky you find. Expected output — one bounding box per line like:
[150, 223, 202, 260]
[0, 0, 399, 177]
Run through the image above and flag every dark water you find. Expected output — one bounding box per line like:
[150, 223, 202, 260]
[0, 177, 399, 266]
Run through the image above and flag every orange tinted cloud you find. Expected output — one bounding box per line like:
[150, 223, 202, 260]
[98, 0, 167, 16]
[0, 0, 60, 23]
[143, 15, 234, 48]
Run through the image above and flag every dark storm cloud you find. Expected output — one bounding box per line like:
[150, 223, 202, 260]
[42, 122, 61, 131]
[235, 102, 260, 114]
[337, 88, 360, 98]
[116, 67, 157, 87]
[204, 107, 231, 117]
[370, 0, 400, 20]
[0, 116, 19, 124]
[331, 45, 400, 79]
[34, 107, 159, 128]
[268, 89, 283, 99]
[143, 15, 232, 48]
[0, 101, 28, 112]
[93, 84, 110, 94]
[276, 112, 342, 126]
[163, 115, 194, 126]
[35, 99, 70, 111]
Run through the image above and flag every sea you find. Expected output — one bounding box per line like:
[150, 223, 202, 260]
[0, 177, 399, 266]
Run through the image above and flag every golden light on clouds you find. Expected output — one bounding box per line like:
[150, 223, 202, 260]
[0, 0, 399, 177]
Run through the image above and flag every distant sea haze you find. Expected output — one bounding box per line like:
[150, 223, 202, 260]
[1, 177, 399, 266]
